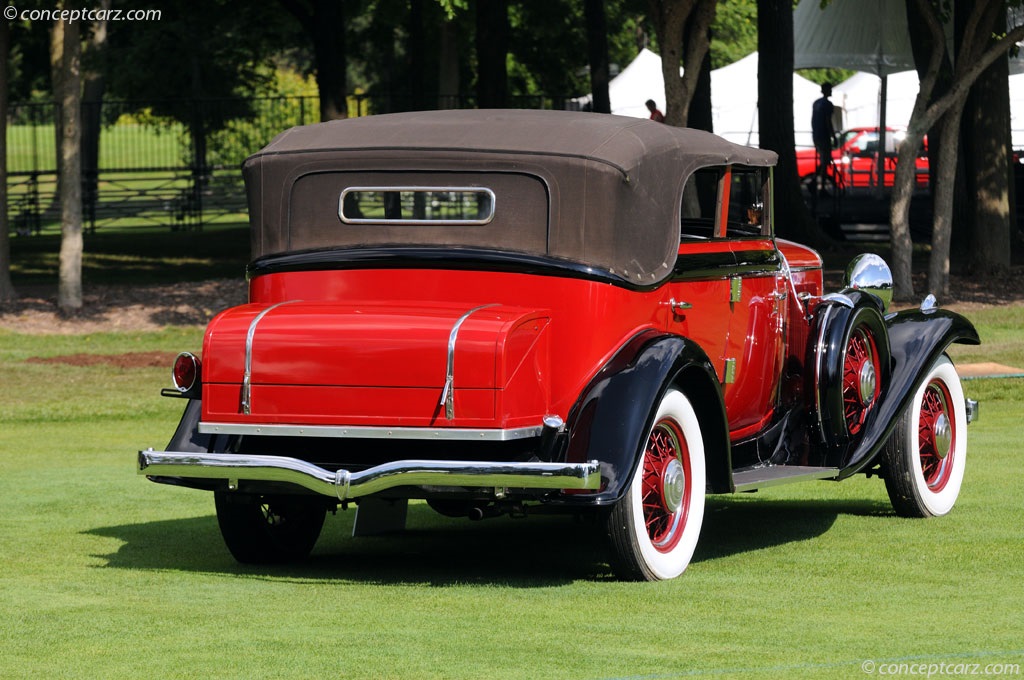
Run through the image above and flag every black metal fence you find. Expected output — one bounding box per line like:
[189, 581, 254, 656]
[5, 93, 581, 234]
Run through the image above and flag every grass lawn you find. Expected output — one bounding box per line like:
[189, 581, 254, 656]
[0, 312, 1022, 678]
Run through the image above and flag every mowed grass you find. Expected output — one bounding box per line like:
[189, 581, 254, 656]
[0, 315, 1022, 678]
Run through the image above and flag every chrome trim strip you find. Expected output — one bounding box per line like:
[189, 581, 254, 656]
[242, 300, 302, 415]
[138, 450, 602, 500]
[442, 303, 499, 420]
[199, 422, 543, 441]
[338, 186, 497, 226]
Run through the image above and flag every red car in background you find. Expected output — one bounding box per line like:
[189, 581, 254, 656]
[797, 127, 930, 189]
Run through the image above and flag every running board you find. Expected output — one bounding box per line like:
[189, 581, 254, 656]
[732, 465, 840, 492]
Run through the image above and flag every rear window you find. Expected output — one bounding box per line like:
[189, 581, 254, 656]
[339, 187, 496, 225]
[287, 171, 548, 254]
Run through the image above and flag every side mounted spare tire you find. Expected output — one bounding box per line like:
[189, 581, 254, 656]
[814, 301, 890, 457]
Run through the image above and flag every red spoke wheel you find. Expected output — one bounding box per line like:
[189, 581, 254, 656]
[607, 389, 705, 581]
[841, 326, 881, 436]
[882, 356, 967, 517]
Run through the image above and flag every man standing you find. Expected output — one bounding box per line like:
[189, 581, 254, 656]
[811, 83, 835, 188]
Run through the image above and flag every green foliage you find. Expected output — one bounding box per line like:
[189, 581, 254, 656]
[204, 68, 320, 168]
[102, 0, 300, 131]
[799, 67, 857, 87]
[711, 0, 758, 70]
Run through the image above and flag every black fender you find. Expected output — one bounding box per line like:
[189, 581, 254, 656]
[554, 329, 732, 507]
[146, 399, 236, 490]
[810, 291, 891, 467]
[838, 305, 980, 477]
[166, 398, 210, 452]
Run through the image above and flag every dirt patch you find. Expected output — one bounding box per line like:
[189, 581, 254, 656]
[0, 279, 247, 335]
[25, 351, 180, 369]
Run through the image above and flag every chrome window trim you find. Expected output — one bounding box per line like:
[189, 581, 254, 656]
[198, 422, 544, 442]
[338, 186, 496, 226]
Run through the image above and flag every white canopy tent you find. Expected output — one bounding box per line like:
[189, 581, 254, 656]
[710, 52, 821, 148]
[581, 48, 821, 148]
[832, 70, 920, 131]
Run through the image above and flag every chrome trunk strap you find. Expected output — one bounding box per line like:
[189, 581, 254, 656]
[241, 300, 301, 415]
[440, 303, 499, 420]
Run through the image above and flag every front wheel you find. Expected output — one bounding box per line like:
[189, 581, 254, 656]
[882, 356, 967, 517]
[214, 491, 327, 564]
[606, 389, 706, 581]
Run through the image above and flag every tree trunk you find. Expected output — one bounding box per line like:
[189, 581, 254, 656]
[0, 18, 16, 302]
[56, 17, 83, 310]
[475, 0, 509, 108]
[928, 103, 964, 298]
[962, 9, 1012, 275]
[313, 0, 347, 120]
[684, 8, 713, 132]
[648, 0, 716, 128]
[649, 0, 689, 126]
[437, 18, 460, 108]
[584, 0, 611, 114]
[408, 0, 428, 111]
[81, 0, 110, 233]
[757, 0, 822, 246]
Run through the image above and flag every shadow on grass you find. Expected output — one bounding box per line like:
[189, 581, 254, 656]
[86, 495, 891, 586]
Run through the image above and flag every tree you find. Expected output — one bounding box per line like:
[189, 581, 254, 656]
[960, 1, 1014, 276]
[889, 0, 1024, 300]
[475, 0, 509, 107]
[81, 0, 111, 229]
[647, 0, 717, 127]
[52, 15, 83, 310]
[279, 0, 348, 121]
[584, 0, 612, 113]
[757, 0, 822, 245]
[0, 17, 16, 302]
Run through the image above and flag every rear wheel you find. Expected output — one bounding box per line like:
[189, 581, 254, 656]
[882, 356, 967, 517]
[214, 491, 327, 564]
[606, 389, 705, 581]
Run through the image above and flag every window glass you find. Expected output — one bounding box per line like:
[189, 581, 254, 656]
[725, 168, 769, 237]
[681, 166, 770, 240]
[339, 187, 495, 225]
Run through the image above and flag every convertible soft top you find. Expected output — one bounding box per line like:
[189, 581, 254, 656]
[243, 109, 778, 285]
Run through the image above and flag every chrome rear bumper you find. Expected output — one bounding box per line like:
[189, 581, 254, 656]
[138, 450, 602, 501]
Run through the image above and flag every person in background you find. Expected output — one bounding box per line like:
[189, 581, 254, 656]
[811, 83, 835, 190]
[645, 99, 665, 123]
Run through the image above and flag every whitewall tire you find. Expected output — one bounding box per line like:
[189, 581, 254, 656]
[606, 389, 706, 581]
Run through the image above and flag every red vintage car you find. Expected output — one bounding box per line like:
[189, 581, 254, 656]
[140, 110, 978, 581]
[797, 127, 930, 190]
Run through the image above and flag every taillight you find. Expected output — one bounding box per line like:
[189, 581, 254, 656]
[172, 352, 201, 394]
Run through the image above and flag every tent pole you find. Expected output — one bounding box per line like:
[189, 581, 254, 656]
[876, 74, 888, 197]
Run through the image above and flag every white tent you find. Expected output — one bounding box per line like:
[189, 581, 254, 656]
[832, 70, 920, 131]
[710, 52, 821, 149]
[587, 49, 821, 148]
[794, 0, 915, 77]
[606, 48, 668, 119]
